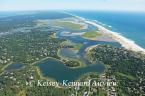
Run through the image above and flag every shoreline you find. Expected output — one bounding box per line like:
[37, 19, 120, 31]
[66, 12, 145, 54]
[85, 20, 145, 54]
[85, 45, 99, 52]
[73, 17, 145, 54]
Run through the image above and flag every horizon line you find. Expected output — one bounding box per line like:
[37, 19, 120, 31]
[0, 9, 145, 13]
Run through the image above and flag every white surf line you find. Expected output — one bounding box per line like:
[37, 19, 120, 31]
[85, 20, 145, 54]
[63, 12, 145, 54]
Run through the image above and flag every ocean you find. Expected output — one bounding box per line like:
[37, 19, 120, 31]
[0, 12, 20, 18]
[68, 11, 145, 49]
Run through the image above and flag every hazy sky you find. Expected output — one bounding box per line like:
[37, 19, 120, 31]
[0, 0, 145, 11]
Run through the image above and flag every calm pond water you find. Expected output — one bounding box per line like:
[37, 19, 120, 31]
[36, 58, 105, 82]
[5, 63, 24, 70]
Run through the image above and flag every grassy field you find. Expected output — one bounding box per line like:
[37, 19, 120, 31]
[82, 30, 101, 39]
[53, 21, 83, 30]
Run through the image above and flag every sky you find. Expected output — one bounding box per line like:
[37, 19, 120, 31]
[0, 0, 145, 12]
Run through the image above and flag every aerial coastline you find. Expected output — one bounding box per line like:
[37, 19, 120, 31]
[82, 18, 145, 54]
[88, 21, 145, 53]
[0, 11, 145, 96]
[67, 12, 145, 54]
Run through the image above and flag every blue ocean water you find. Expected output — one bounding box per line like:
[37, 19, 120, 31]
[0, 12, 20, 18]
[68, 11, 145, 49]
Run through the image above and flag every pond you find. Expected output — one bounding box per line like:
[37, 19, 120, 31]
[5, 63, 24, 70]
[36, 58, 105, 82]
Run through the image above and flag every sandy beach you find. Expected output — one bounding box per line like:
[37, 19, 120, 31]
[66, 13, 145, 54]
[85, 20, 145, 54]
